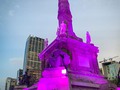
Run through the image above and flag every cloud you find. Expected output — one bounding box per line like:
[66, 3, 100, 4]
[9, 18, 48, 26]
[9, 57, 23, 66]
[8, 10, 15, 16]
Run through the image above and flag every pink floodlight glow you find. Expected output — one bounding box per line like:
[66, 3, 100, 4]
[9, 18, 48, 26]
[62, 69, 66, 74]
[37, 67, 69, 90]
[117, 87, 120, 90]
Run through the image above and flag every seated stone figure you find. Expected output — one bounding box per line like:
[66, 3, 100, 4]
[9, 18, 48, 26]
[47, 49, 70, 68]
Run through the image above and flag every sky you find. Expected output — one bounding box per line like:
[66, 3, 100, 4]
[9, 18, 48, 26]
[0, 0, 120, 89]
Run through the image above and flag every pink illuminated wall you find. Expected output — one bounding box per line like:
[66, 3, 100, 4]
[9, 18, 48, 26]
[78, 56, 90, 67]
[37, 67, 69, 90]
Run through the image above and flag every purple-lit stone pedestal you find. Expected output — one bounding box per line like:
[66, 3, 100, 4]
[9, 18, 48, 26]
[37, 67, 70, 90]
[70, 72, 116, 90]
[38, 34, 117, 90]
[24, 35, 117, 90]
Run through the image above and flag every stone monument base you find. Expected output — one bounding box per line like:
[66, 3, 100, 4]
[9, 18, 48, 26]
[37, 67, 70, 90]
[14, 85, 27, 90]
[24, 69, 117, 90]
[25, 67, 70, 90]
[69, 71, 117, 90]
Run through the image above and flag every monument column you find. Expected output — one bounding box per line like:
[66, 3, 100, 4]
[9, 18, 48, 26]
[58, 0, 76, 36]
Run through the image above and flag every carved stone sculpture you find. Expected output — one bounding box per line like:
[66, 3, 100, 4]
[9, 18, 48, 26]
[48, 49, 70, 68]
[59, 21, 67, 35]
[86, 31, 91, 44]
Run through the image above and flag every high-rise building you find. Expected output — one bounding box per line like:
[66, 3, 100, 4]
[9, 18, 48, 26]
[23, 35, 44, 85]
[5, 77, 17, 90]
[17, 69, 23, 85]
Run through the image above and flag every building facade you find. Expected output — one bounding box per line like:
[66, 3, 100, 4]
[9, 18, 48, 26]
[23, 35, 44, 85]
[5, 77, 17, 90]
[17, 69, 23, 85]
[101, 61, 120, 81]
